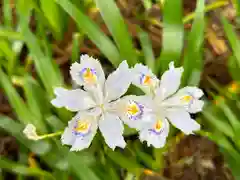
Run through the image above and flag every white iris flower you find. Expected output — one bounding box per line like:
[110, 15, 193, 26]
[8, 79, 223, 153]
[129, 62, 204, 148]
[51, 55, 132, 151]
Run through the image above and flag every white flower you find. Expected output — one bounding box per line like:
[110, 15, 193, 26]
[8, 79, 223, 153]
[131, 62, 204, 148]
[23, 124, 40, 141]
[113, 95, 154, 131]
[51, 55, 133, 151]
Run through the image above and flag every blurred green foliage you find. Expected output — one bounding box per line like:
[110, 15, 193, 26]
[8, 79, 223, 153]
[0, 0, 239, 179]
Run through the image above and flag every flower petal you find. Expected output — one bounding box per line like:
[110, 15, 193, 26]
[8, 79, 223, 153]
[156, 62, 183, 100]
[104, 61, 132, 101]
[116, 95, 153, 130]
[162, 86, 204, 113]
[132, 63, 159, 94]
[51, 87, 96, 111]
[177, 86, 204, 99]
[166, 108, 200, 134]
[139, 117, 169, 148]
[61, 112, 98, 151]
[70, 54, 105, 88]
[99, 113, 126, 150]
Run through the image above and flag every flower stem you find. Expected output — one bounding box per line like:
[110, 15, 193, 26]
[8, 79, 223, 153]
[148, 1, 229, 28]
[183, 1, 229, 24]
[38, 131, 63, 140]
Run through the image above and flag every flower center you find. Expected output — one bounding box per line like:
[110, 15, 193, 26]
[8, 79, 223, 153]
[73, 120, 91, 136]
[155, 120, 162, 131]
[126, 100, 144, 120]
[139, 74, 159, 89]
[140, 74, 152, 85]
[149, 119, 164, 135]
[80, 68, 97, 84]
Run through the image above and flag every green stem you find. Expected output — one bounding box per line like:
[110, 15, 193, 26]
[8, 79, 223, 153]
[183, 1, 229, 24]
[38, 131, 63, 140]
[0, 30, 23, 40]
[149, 1, 229, 28]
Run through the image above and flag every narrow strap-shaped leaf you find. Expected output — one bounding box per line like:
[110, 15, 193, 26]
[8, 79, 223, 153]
[3, 0, 13, 28]
[157, 0, 184, 73]
[138, 29, 155, 72]
[106, 150, 143, 175]
[222, 17, 240, 68]
[203, 111, 234, 138]
[228, 55, 240, 81]
[0, 30, 23, 40]
[182, 0, 205, 86]
[17, 3, 63, 95]
[68, 153, 101, 180]
[54, 0, 121, 67]
[0, 157, 55, 179]
[0, 40, 16, 75]
[40, 0, 65, 40]
[0, 69, 32, 125]
[94, 0, 138, 65]
[218, 102, 240, 133]
[22, 75, 49, 132]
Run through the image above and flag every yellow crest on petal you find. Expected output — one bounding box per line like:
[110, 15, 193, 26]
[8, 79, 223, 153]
[149, 119, 164, 135]
[81, 68, 97, 84]
[140, 74, 158, 88]
[127, 103, 139, 115]
[73, 120, 91, 136]
[126, 100, 144, 120]
[181, 95, 193, 103]
[154, 120, 162, 132]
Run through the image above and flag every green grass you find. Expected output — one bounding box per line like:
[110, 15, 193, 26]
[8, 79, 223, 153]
[0, 0, 240, 179]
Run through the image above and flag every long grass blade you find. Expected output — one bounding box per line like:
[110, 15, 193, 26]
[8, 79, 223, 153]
[182, 0, 205, 86]
[157, 0, 184, 73]
[94, 0, 138, 65]
[54, 0, 121, 67]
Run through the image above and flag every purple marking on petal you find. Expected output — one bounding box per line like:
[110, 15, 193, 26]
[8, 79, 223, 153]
[72, 120, 91, 137]
[79, 67, 97, 83]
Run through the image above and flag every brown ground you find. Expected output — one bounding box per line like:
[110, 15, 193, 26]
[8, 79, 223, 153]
[0, 0, 237, 179]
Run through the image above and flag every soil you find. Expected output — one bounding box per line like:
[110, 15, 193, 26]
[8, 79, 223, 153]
[0, 0, 237, 179]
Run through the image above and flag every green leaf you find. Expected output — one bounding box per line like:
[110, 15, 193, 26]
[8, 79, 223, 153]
[0, 40, 16, 75]
[68, 153, 100, 180]
[40, 0, 65, 40]
[54, 0, 121, 67]
[0, 116, 51, 155]
[17, 4, 63, 95]
[138, 29, 155, 72]
[133, 142, 158, 170]
[222, 148, 240, 179]
[123, 125, 137, 136]
[0, 69, 32, 125]
[0, 30, 23, 40]
[222, 17, 240, 69]
[228, 55, 240, 81]
[0, 157, 55, 179]
[21, 75, 49, 132]
[218, 102, 240, 133]
[94, 0, 137, 65]
[46, 115, 65, 131]
[182, 0, 205, 86]
[106, 149, 142, 175]
[71, 33, 82, 63]
[157, 0, 184, 73]
[3, 0, 13, 28]
[203, 111, 234, 138]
